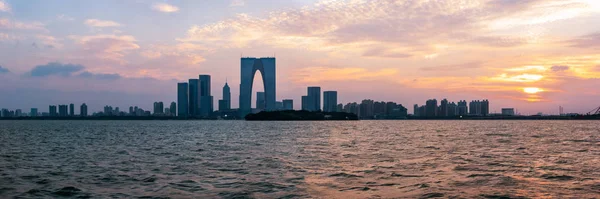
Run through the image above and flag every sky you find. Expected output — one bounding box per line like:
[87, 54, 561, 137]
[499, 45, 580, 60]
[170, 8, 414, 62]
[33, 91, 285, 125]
[0, 0, 599, 115]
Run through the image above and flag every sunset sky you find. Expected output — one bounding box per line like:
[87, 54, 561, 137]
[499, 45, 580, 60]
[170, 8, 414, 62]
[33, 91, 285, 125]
[1, 0, 599, 114]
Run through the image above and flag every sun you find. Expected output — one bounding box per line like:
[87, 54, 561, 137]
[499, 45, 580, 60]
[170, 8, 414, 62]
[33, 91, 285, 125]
[523, 87, 543, 94]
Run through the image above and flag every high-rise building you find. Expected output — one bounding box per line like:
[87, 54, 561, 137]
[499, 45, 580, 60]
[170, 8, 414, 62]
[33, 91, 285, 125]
[301, 96, 309, 111]
[425, 99, 437, 117]
[256, 92, 265, 110]
[199, 75, 213, 117]
[439, 99, 448, 117]
[104, 106, 113, 116]
[129, 106, 134, 115]
[481, 99, 489, 116]
[15, 109, 22, 117]
[170, 102, 176, 116]
[373, 101, 386, 116]
[337, 103, 343, 112]
[59, 105, 68, 117]
[275, 101, 283, 110]
[30, 108, 38, 117]
[153, 102, 164, 115]
[49, 105, 57, 116]
[69, 103, 74, 116]
[221, 81, 231, 111]
[239, 57, 276, 117]
[457, 100, 468, 115]
[448, 102, 457, 117]
[469, 100, 481, 115]
[307, 87, 321, 111]
[283, 99, 293, 110]
[80, 103, 88, 117]
[414, 104, 419, 116]
[188, 79, 199, 116]
[323, 91, 338, 112]
[177, 82, 189, 117]
[359, 99, 374, 119]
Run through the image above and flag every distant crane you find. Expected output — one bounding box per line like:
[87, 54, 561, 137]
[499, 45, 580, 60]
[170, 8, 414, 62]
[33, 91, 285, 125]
[587, 106, 600, 115]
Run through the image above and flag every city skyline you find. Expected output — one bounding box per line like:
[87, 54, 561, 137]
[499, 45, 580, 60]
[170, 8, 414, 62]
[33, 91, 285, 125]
[1, 0, 600, 114]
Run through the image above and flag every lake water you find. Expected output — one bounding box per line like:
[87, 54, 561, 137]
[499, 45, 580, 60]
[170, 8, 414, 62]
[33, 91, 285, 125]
[0, 120, 599, 198]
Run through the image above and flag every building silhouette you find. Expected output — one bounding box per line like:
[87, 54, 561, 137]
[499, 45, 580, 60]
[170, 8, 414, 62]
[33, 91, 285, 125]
[439, 99, 448, 117]
[301, 96, 309, 111]
[219, 81, 231, 111]
[239, 57, 276, 117]
[336, 103, 343, 112]
[199, 75, 213, 117]
[307, 87, 321, 111]
[169, 102, 176, 116]
[153, 102, 164, 115]
[49, 105, 57, 116]
[283, 99, 293, 110]
[448, 102, 457, 116]
[502, 108, 515, 116]
[458, 100, 468, 115]
[360, 99, 374, 119]
[188, 79, 199, 116]
[323, 91, 338, 112]
[256, 92, 265, 110]
[178, 82, 189, 117]
[469, 100, 481, 115]
[80, 103, 88, 117]
[69, 103, 74, 116]
[425, 99, 437, 117]
[30, 108, 38, 117]
[58, 105, 68, 117]
[481, 99, 489, 116]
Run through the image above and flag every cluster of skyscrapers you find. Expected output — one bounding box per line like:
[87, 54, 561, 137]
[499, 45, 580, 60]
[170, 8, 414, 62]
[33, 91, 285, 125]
[413, 99, 490, 117]
[339, 100, 408, 119]
[177, 75, 215, 118]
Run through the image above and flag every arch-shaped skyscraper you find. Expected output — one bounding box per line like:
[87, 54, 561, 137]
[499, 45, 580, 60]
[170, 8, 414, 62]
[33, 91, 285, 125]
[239, 57, 276, 117]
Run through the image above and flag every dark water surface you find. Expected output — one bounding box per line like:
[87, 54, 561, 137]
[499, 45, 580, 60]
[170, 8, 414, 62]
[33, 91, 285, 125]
[0, 120, 599, 198]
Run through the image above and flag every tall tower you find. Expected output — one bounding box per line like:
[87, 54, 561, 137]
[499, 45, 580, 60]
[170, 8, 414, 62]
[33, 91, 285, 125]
[220, 81, 231, 111]
[177, 82, 189, 117]
[239, 57, 276, 117]
[188, 79, 199, 116]
[323, 91, 338, 112]
[199, 75, 213, 117]
[307, 87, 321, 111]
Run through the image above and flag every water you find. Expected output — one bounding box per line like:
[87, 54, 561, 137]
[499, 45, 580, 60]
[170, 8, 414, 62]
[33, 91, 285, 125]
[0, 120, 599, 198]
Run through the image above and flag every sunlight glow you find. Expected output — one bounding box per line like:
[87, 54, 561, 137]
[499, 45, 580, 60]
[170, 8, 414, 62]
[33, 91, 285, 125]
[523, 87, 543, 94]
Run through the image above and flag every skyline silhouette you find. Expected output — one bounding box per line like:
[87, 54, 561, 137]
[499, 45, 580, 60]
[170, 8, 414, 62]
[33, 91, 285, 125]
[1, 0, 599, 115]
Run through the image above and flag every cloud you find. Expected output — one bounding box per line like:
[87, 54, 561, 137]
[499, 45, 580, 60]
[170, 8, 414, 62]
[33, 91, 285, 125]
[57, 14, 75, 21]
[567, 32, 600, 49]
[26, 62, 122, 80]
[84, 19, 122, 27]
[230, 0, 245, 7]
[69, 34, 139, 62]
[0, 0, 10, 12]
[152, 3, 179, 13]
[551, 65, 570, 72]
[0, 65, 9, 73]
[77, 71, 121, 80]
[421, 61, 484, 71]
[29, 62, 85, 77]
[180, 0, 561, 58]
[0, 18, 45, 30]
[36, 35, 63, 48]
[291, 67, 399, 83]
[362, 47, 413, 59]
